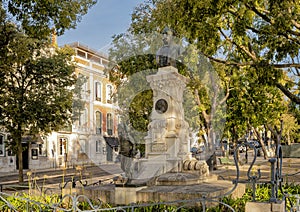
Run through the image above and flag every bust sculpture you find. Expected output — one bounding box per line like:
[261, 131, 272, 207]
[156, 27, 180, 68]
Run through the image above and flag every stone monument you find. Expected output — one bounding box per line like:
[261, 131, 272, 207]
[94, 29, 241, 206]
[118, 28, 209, 185]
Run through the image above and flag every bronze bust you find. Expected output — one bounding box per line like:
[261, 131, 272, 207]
[156, 27, 180, 68]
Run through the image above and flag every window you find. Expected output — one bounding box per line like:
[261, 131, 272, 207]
[107, 113, 113, 136]
[58, 138, 68, 156]
[79, 108, 88, 126]
[117, 115, 121, 125]
[31, 149, 38, 160]
[106, 85, 113, 104]
[96, 111, 102, 134]
[79, 140, 86, 153]
[81, 80, 88, 99]
[0, 134, 4, 156]
[96, 140, 101, 153]
[95, 82, 102, 101]
[38, 143, 47, 156]
[8, 149, 14, 156]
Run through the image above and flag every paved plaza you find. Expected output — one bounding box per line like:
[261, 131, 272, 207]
[215, 155, 300, 183]
[0, 154, 299, 194]
[0, 163, 123, 192]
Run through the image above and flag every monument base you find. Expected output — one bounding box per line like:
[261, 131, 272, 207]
[155, 172, 217, 186]
[245, 201, 285, 212]
[82, 178, 245, 207]
[115, 186, 147, 205]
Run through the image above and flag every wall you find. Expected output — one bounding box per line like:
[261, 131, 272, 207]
[282, 144, 300, 158]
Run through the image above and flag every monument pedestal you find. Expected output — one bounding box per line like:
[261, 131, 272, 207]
[120, 66, 210, 185]
[115, 186, 147, 205]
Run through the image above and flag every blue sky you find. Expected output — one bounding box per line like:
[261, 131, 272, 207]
[58, 0, 144, 53]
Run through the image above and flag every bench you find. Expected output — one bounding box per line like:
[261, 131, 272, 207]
[5, 184, 29, 191]
[219, 157, 235, 165]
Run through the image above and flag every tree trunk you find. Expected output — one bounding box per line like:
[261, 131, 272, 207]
[17, 141, 24, 183]
[253, 127, 268, 159]
[287, 131, 291, 145]
[267, 122, 283, 157]
[232, 126, 239, 161]
[206, 124, 212, 151]
[16, 125, 24, 183]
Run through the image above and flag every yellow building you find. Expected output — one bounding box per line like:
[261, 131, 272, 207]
[0, 42, 119, 172]
[45, 42, 119, 168]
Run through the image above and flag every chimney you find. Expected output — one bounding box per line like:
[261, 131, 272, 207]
[50, 28, 57, 47]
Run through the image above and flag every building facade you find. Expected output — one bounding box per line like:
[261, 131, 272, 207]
[0, 42, 119, 172]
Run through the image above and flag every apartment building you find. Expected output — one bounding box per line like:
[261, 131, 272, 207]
[45, 42, 119, 168]
[0, 42, 119, 172]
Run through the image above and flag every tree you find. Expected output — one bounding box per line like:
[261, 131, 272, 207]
[109, 30, 228, 155]
[108, 32, 159, 144]
[131, 0, 300, 104]
[72, 74, 88, 123]
[122, 0, 300, 160]
[281, 114, 300, 144]
[0, 0, 95, 183]
[224, 64, 287, 158]
[2, 0, 96, 39]
[0, 11, 77, 183]
[287, 101, 300, 143]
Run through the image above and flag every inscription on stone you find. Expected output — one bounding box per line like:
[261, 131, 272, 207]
[151, 143, 167, 152]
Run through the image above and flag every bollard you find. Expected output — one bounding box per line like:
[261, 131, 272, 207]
[268, 158, 277, 203]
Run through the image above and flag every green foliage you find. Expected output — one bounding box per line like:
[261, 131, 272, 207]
[109, 29, 228, 149]
[0, 23, 76, 139]
[131, 0, 300, 104]
[278, 113, 300, 144]
[129, 90, 153, 132]
[130, 204, 179, 212]
[207, 194, 250, 212]
[110, 0, 300, 152]
[72, 74, 88, 122]
[116, 68, 156, 145]
[221, 62, 289, 148]
[209, 183, 300, 212]
[287, 102, 300, 143]
[0, 192, 110, 211]
[2, 0, 96, 39]
[1, 183, 300, 211]
[0, 192, 60, 211]
[0, 7, 77, 182]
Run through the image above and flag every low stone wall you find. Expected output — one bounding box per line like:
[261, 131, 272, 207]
[79, 184, 115, 204]
[82, 180, 245, 207]
[281, 144, 300, 158]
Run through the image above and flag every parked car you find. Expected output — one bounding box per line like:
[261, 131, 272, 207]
[245, 139, 262, 156]
[238, 144, 246, 153]
[228, 143, 247, 154]
[247, 139, 261, 148]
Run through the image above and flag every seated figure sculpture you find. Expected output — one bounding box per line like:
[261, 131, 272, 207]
[156, 27, 180, 68]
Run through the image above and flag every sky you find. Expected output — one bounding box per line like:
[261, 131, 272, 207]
[57, 0, 144, 54]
